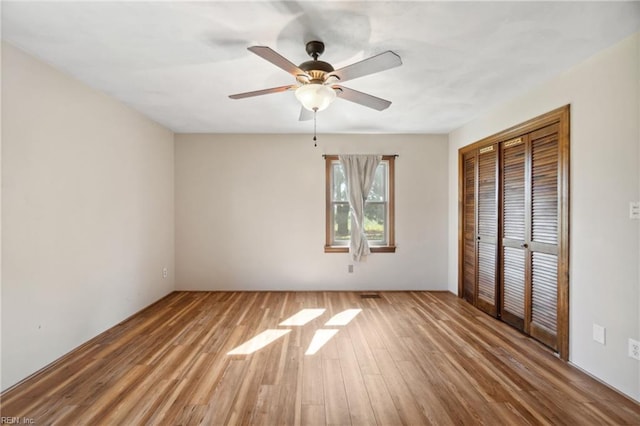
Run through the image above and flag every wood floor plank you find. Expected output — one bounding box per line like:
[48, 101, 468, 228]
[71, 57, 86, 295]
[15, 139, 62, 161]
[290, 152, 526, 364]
[335, 331, 377, 425]
[301, 355, 324, 406]
[142, 378, 189, 424]
[122, 378, 178, 425]
[273, 345, 303, 426]
[322, 358, 350, 426]
[395, 359, 452, 425]
[301, 403, 326, 426]
[225, 342, 273, 425]
[202, 359, 247, 423]
[490, 401, 538, 426]
[80, 363, 151, 424]
[362, 374, 403, 425]
[1, 291, 638, 425]
[370, 348, 429, 425]
[345, 320, 381, 376]
[250, 384, 279, 425]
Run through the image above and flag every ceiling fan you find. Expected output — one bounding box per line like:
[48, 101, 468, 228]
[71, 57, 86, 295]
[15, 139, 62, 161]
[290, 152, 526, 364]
[229, 41, 402, 121]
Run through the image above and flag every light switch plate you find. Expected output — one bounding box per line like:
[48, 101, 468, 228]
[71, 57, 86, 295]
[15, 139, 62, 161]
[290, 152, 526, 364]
[593, 324, 606, 345]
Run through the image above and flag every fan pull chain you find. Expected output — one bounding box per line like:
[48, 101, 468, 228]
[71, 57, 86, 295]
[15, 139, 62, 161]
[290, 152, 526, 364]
[313, 108, 318, 147]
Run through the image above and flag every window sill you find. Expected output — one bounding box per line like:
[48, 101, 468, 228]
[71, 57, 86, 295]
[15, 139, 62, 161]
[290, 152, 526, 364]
[324, 245, 396, 253]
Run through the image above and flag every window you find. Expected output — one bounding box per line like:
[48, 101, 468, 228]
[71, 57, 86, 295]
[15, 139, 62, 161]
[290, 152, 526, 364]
[324, 155, 396, 253]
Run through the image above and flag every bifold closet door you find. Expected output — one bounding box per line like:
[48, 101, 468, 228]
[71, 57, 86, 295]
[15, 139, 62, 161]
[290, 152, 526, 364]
[460, 146, 498, 315]
[500, 137, 527, 331]
[528, 124, 560, 350]
[476, 145, 498, 316]
[462, 151, 476, 304]
[500, 124, 561, 350]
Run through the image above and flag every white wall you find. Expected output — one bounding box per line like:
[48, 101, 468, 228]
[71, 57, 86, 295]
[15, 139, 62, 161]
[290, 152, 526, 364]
[448, 33, 640, 400]
[1, 43, 175, 390]
[175, 133, 448, 291]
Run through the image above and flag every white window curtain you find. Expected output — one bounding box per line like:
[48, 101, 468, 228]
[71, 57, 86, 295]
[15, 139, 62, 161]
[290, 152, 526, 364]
[339, 154, 382, 261]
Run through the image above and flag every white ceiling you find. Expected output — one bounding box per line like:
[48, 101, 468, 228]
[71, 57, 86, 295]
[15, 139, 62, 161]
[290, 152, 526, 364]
[2, 1, 639, 134]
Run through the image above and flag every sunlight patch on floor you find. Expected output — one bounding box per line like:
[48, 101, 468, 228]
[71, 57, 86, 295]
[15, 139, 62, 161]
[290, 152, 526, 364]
[324, 309, 362, 326]
[305, 329, 340, 355]
[227, 329, 291, 355]
[228, 308, 362, 356]
[279, 308, 326, 326]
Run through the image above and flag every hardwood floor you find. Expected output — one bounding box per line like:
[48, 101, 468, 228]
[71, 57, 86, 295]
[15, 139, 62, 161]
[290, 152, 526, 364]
[1, 291, 639, 425]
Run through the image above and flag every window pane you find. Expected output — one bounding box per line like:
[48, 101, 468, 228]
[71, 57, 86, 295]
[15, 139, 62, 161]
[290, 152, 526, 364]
[332, 163, 348, 201]
[332, 203, 351, 242]
[368, 162, 386, 202]
[364, 203, 386, 242]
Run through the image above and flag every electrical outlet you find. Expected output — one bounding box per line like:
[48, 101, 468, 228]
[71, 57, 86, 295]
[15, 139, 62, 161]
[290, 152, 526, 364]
[348, 264, 354, 273]
[630, 202, 640, 219]
[162, 267, 168, 279]
[629, 338, 640, 360]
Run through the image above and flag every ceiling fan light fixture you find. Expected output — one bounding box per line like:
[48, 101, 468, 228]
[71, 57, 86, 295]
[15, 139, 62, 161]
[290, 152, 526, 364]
[295, 83, 336, 112]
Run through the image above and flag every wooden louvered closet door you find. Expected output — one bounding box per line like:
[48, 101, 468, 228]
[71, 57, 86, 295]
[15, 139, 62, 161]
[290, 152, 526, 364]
[458, 106, 569, 360]
[476, 145, 498, 316]
[528, 124, 560, 350]
[501, 137, 527, 331]
[500, 124, 561, 350]
[460, 145, 498, 314]
[462, 151, 476, 304]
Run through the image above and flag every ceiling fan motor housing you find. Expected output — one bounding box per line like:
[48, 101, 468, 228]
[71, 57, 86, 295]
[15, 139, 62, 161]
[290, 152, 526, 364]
[297, 41, 336, 84]
[298, 61, 334, 84]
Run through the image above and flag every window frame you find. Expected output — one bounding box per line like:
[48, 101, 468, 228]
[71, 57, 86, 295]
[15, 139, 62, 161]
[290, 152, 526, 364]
[324, 155, 396, 253]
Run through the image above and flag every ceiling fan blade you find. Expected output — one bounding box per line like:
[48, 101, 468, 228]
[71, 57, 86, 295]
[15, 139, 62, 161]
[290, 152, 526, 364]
[229, 85, 295, 99]
[333, 85, 392, 111]
[330, 51, 402, 83]
[248, 46, 307, 77]
[299, 106, 314, 121]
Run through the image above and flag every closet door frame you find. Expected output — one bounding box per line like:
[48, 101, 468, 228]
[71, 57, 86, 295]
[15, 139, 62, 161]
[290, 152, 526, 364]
[457, 105, 570, 360]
